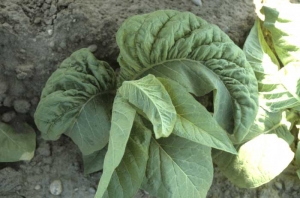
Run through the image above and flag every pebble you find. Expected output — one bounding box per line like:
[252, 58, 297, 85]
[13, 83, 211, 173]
[0, 81, 8, 94]
[47, 29, 53, 35]
[49, 5, 57, 16]
[45, 18, 53, 25]
[275, 181, 283, 190]
[13, 99, 31, 114]
[35, 185, 41, 190]
[45, 0, 52, 4]
[49, 179, 63, 195]
[88, 44, 98, 53]
[34, 17, 42, 24]
[192, 0, 202, 6]
[88, 187, 96, 194]
[1, 111, 16, 122]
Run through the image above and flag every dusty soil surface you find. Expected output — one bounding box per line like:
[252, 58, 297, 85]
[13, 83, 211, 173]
[1, 0, 300, 197]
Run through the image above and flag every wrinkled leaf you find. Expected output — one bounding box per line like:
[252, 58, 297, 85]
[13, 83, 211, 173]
[83, 147, 107, 175]
[142, 135, 213, 198]
[158, 77, 236, 154]
[95, 94, 136, 197]
[119, 74, 177, 139]
[99, 116, 152, 198]
[213, 134, 294, 188]
[34, 48, 116, 155]
[0, 122, 36, 162]
[117, 10, 258, 144]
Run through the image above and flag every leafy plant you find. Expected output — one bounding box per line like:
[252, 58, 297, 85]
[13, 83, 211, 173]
[34, 4, 300, 198]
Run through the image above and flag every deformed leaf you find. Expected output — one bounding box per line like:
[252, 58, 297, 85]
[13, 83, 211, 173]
[142, 135, 213, 198]
[119, 74, 177, 139]
[0, 122, 36, 162]
[95, 94, 136, 197]
[34, 48, 116, 155]
[213, 134, 294, 188]
[158, 77, 236, 154]
[99, 116, 152, 198]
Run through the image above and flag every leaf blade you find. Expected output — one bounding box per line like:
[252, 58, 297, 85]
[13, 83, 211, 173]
[95, 94, 136, 197]
[119, 74, 177, 139]
[158, 77, 236, 154]
[142, 135, 213, 198]
[0, 122, 36, 162]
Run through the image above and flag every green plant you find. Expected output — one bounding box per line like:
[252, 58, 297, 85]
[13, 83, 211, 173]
[34, 4, 300, 198]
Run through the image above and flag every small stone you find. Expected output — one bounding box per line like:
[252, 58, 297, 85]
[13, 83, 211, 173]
[49, 41, 55, 48]
[34, 17, 42, 24]
[13, 99, 31, 114]
[88, 44, 98, 53]
[59, 41, 67, 49]
[49, 180, 63, 195]
[1, 111, 16, 122]
[0, 81, 8, 94]
[45, 0, 52, 4]
[35, 185, 41, 190]
[44, 18, 53, 25]
[74, 188, 78, 192]
[88, 187, 96, 193]
[3, 96, 13, 107]
[192, 0, 202, 6]
[47, 29, 53, 35]
[49, 5, 57, 16]
[42, 3, 50, 10]
[275, 181, 283, 190]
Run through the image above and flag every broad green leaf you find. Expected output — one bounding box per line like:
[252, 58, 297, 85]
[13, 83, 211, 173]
[262, 5, 300, 65]
[158, 77, 236, 154]
[213, 134, 294, 188]
[95, 94, 136, 197]
[0, 122, 36, 162]
[34, 48, 116, 155]
[116, 10, 258, 144]
[83, 147, 107, 175]
[119, 74, 176, 139]
[142, 135, 213, 198]
[98, 116, 152, 198]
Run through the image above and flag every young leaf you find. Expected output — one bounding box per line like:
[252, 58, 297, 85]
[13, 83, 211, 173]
[116, 10, 258, 144]
[243, 19, 280, 77]
[119, 74, 177, 139]
[243, 18, 300, 113]
[34, 48, 116, 155]
[262, 4, 300, 65]
[97, 116, 152, 198]
[82, 147, 107, 175]
[0, 122, 36, 162]
[95, 94, 136, 197]
[158, 77, 236, 154]
[213, 134, 294, 188]
[142, 135, 213, 198]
